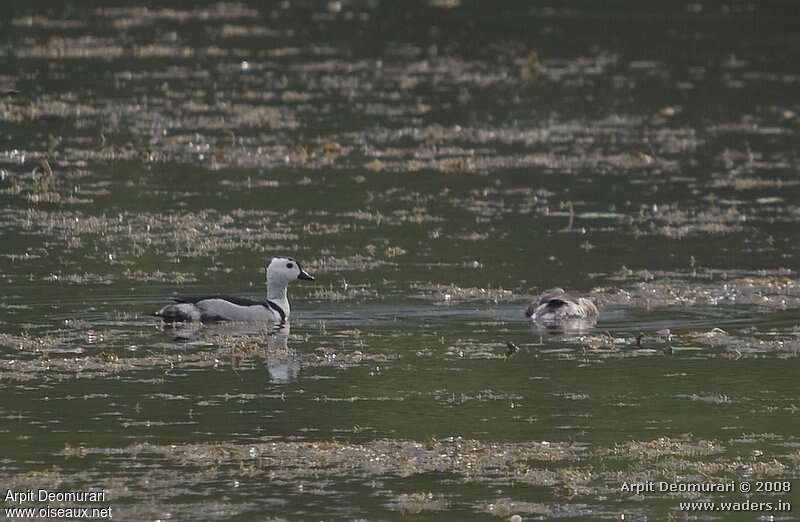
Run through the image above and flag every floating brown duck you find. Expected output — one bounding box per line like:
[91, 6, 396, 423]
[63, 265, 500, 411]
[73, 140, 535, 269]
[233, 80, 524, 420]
[525, 287, 598, 323]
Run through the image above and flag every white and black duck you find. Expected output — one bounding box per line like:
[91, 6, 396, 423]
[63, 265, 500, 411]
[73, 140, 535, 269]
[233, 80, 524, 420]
[154, 256, 314, 325]
[525, 287, 598, 324]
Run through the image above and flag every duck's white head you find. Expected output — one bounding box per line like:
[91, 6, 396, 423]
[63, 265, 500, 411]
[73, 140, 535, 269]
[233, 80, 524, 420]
[266, 256, 314, 284]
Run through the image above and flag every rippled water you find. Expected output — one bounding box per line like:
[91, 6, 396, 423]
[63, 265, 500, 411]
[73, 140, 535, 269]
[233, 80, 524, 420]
[1, 2, 799, 520]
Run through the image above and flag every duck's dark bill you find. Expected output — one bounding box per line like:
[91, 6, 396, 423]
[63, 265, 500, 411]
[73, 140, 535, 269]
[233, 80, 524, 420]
[298, 269, 314, 281]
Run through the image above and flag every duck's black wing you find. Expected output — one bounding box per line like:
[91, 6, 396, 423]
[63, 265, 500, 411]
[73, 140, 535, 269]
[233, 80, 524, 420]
[172, 295, 263, 306]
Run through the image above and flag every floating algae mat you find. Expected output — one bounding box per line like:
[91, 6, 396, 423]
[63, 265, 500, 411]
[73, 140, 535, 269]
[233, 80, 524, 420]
[1, 2, 799, 520]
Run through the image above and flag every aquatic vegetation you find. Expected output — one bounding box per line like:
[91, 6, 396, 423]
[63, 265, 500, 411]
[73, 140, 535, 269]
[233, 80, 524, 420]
[599, 272, 800, 309]
[0, 331, 66, 352]
[99, 438, 581, 476]
[0, 433, 785, 519]
[389, 492, 450, 514]
[310, 282, 377, 301]
[304, 255, 390, 273]
[413, 283, 515, 304]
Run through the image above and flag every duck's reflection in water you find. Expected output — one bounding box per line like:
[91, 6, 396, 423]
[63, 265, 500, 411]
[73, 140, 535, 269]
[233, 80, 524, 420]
[160, 321, 301, 384]
[264, 325, 301, 384]
[168, 321, 204, 341]
[530, 317, 598, 335]
[166, 320, 273, 340]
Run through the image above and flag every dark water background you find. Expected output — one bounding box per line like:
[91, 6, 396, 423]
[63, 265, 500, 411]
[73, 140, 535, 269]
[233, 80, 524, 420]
[1, 1, 799, 520]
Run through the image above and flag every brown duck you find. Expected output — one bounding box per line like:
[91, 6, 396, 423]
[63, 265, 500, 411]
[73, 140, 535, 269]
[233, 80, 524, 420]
[525, 287, 598, 323]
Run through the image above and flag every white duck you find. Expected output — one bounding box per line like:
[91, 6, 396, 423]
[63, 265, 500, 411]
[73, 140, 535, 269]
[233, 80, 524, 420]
[154, 256, 314, 325]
